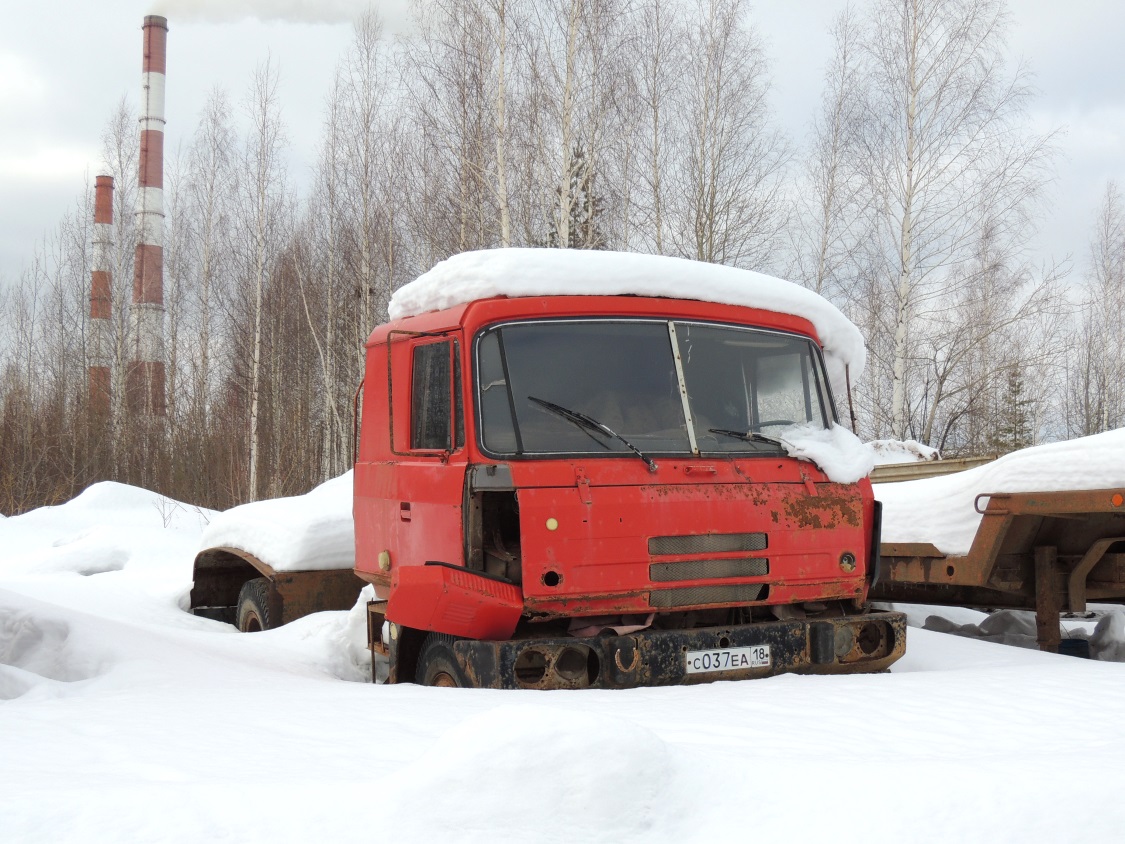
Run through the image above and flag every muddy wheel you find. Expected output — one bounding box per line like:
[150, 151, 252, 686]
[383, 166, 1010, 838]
[416, 633, 467, 687]
[236, 577, 273, 632]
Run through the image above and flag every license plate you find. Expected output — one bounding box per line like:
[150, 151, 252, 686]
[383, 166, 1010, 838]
[685, 645, 771, 674]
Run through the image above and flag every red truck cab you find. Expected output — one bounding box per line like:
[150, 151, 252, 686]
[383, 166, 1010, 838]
[354, 279, 905, 688]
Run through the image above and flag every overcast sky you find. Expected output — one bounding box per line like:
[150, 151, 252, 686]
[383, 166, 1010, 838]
[1, 0, 1123, 287]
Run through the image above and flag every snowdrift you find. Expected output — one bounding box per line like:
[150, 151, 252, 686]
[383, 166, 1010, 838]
[0, 481, 211, 578]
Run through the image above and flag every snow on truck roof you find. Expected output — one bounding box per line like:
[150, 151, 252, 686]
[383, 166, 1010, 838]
[388, 249, 866, 395]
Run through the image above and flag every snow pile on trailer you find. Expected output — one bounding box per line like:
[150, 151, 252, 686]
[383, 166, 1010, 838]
[876, 428, 1125, 555]
[389, 248, 865, 395]
[197, 471, 354, 572]
[870, 438, 940, 465]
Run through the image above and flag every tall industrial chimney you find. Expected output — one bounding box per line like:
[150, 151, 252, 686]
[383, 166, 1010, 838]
[129, 14, 167, 417]
[89, 175, 114, 416]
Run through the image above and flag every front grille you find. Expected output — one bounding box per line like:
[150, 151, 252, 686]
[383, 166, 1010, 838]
[649, 558, 769, 582]
[648, 532, 767, 556]
[649, 584, 768, 608]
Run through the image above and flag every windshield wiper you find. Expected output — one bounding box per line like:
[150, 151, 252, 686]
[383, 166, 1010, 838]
[709, 428, 785, 449]
[528, 395, 659, 473]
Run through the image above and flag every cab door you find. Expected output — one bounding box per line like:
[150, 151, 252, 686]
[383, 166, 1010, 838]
[389, 334, 468, 572]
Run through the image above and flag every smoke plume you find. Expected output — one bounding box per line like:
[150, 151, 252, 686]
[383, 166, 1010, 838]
[150, 0, 376, 25]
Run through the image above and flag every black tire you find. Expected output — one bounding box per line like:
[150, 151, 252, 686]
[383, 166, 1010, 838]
[416, 633, 468, 687]
[236, 577, 273, 632]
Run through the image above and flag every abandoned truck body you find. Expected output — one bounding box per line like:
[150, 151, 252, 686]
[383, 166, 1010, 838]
[192, 250, 906, 688]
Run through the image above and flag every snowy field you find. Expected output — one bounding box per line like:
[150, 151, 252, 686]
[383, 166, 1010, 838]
[3, 481, 1125, 842]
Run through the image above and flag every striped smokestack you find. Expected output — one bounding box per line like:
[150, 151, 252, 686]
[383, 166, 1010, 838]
[89, 175, 114, 416]
[129, 14, 167, 417]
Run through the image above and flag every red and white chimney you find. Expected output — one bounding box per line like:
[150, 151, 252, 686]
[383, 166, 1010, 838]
[129, 14, 167, 417]
[89, 175, 114, 416]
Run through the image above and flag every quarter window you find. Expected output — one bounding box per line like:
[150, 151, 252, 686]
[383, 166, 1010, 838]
[411, 341, 452, 450]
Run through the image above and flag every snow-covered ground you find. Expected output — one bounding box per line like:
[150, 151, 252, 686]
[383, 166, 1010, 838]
[4, 480, 1125, 841]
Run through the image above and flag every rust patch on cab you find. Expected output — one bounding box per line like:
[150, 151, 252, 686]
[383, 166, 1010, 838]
[782, 492, 862, 530]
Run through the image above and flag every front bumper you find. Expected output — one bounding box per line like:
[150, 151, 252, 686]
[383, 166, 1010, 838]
[449, 610, 907, 690]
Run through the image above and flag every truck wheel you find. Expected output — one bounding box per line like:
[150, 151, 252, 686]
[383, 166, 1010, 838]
[237, 577, 273, 632]
[416, 633, 467, 687]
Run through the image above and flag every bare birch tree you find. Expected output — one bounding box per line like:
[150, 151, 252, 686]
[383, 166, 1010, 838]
[850, 0, 1057, 441]
[669, 0, 789, 267]
[791, 6, 869, 299]
[628, 0, 683, 254]
[493, 0, 514, 246]
[99, 98, 139, 435]
[236, 60, 290, 501]
[183, 87, 236, 433]
[1067, 181, 1125, 436]
[297, 66, 358, 480]
[522, 0, 631, 248]
[402, 0, 500, 256]
[337, 11, 398, 340]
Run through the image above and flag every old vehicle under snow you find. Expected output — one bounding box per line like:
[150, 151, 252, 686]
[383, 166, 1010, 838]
[191, 249, 906, 688]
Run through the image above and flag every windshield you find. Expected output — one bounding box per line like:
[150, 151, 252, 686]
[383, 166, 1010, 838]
[476, 319, 832, 458]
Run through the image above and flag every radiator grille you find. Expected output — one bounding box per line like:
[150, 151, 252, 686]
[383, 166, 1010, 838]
[649, 584, 767, 608]
[648, 532, 767, 556]
[649, 558, 769, 582]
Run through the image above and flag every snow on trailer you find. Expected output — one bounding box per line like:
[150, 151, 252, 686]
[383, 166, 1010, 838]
[872, 428, 1125, 652]
[189, 472, 364, 631]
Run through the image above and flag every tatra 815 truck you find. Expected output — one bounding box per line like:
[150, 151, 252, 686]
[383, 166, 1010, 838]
[192, 249, 906, 688]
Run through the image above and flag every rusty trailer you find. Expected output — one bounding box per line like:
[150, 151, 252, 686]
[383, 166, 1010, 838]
[190, 546, 366, 632]
[871, 488, 1125, 652]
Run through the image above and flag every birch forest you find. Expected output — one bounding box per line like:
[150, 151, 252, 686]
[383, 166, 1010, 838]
[1, 0, 1120, 515]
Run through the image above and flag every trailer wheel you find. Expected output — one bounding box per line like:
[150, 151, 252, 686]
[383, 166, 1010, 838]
[416, 633, 467, 687]
[236, 577, 273, 632]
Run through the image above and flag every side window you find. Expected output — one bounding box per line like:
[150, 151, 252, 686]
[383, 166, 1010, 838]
[412, 341, 452, 450]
